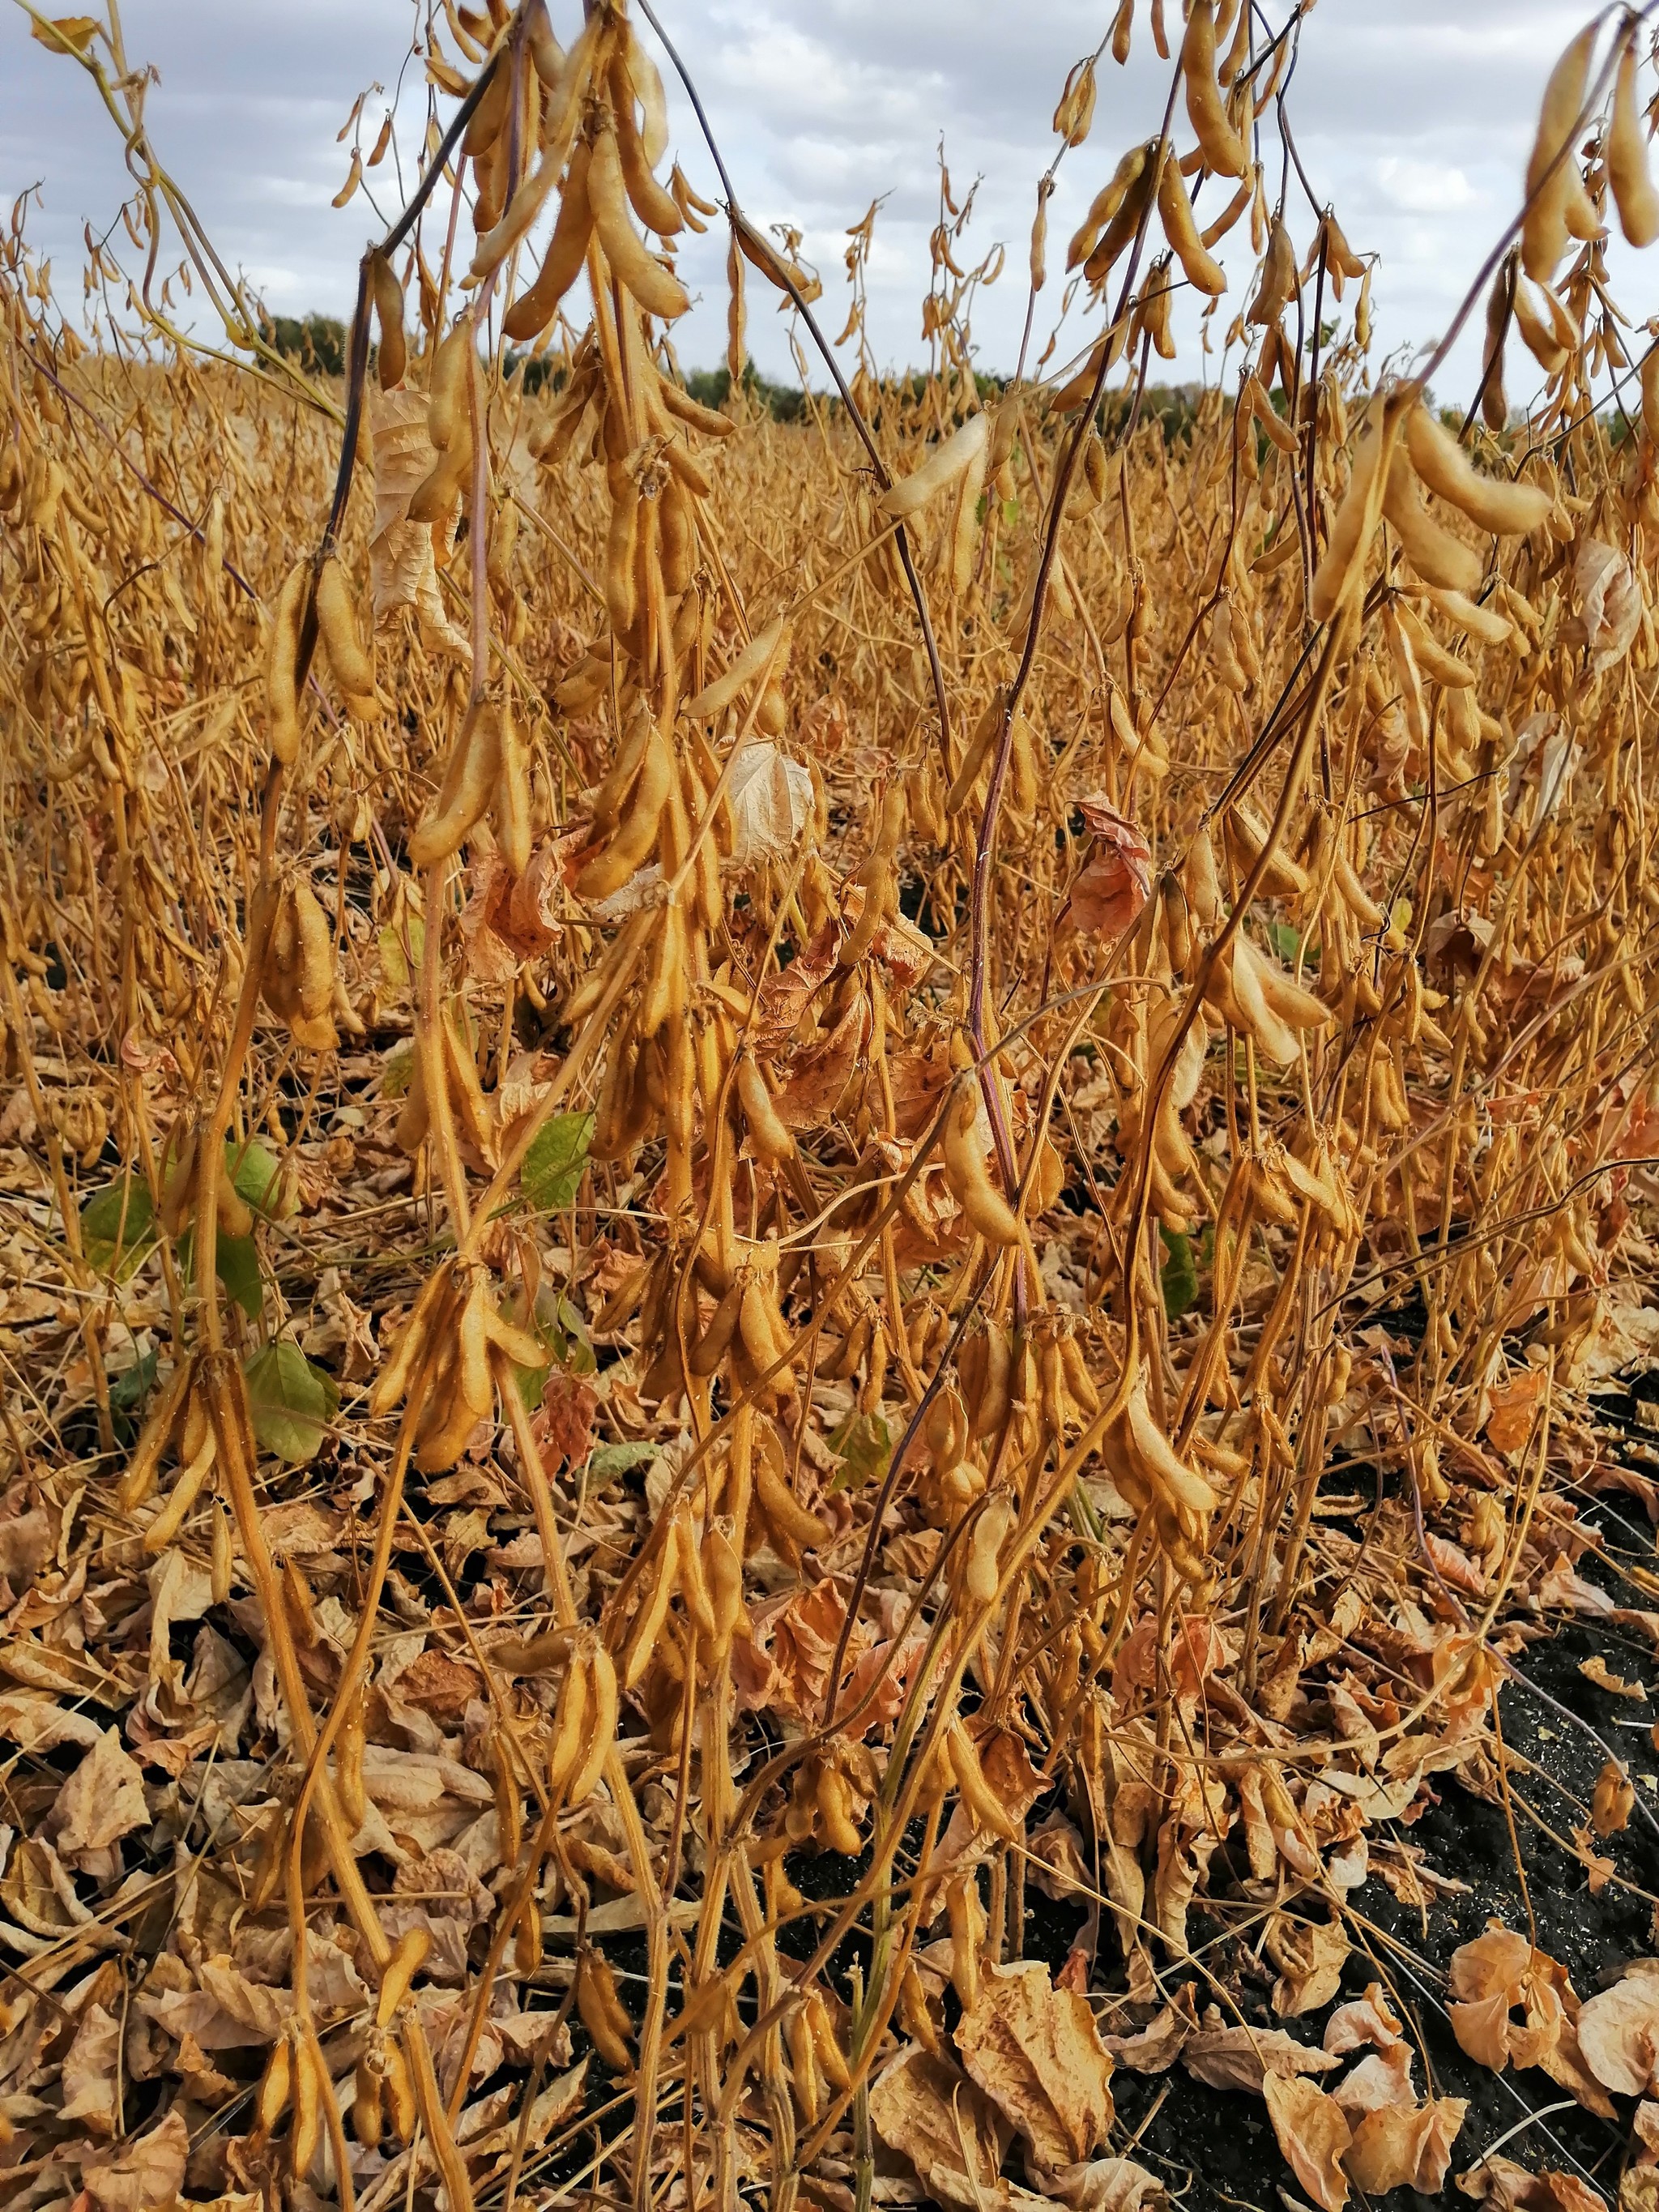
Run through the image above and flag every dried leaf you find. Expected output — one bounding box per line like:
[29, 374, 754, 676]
[868, 2046, 1011, 2206]
[956, 1959, 1116, 2169]
[1262, 2072, 1352, 2212]
[1323, 1986, 1404, 2055]
[1183, 2008, 1341, 2095]
[47, 1727, 150, 1859]
[1346, 2097, 1467, 2195]
[83, 2107, 188, 2212]
[1051, 2155, 1170, 2210]
[1577, 1971, 1659, 2097]
[1269, 1915, 1350, 2017]
[1069, 798, 1153, 937]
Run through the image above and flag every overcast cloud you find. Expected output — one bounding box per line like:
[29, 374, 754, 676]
[0, 1, 1648, 406]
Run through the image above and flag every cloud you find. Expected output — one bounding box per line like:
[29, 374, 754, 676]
[1372, 158, 1482, 215]
[0, 0, 1643, 406]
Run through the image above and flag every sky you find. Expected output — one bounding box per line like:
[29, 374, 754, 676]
[0, 0, 1648, 408]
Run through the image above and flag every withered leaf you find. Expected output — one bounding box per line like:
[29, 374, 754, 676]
[956, 1958, 1117, 2170]
[1261, 2072, 1352, 2212]
[868, 2045, 1011, 2206]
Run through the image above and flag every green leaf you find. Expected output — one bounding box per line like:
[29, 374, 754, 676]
[505, 1284, 597, 1407]
[378, 918, 424, 993]
[177, 1226, 267, 1319]
[550, 1294, 595, 1377]
[521, 1112, 595, 1215]
[215, 1235, 263, 1317]
[382, 1041, 416, 1100]
[228, 1135, 288, 1219]
[244, 1343, 339, 1464]
[586, 1440, 658, 1484]
[111, 1347, 158, 1414]
[828, 1411, 891, 1493]
[1269, 921, 1300, 963]
[81, 1174, 158, 1280]
[1160, 1227, 1198, 1323]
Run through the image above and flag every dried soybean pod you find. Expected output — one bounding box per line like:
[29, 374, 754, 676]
[658, 378, 737, 438]
[1067, 143, 1149, 270]
[965, 1492, 1013, 1606]
[1381, 451, 1482, 594]
[1158, 155, 1227, 294]
[1183, 0, 1249, 178]
[1609, 41, 1659, 249]
[352, 2051, 385, 2150]
[604, 470, 642, 643]
[117, 1356, 194, 1514]
[947, 690, 1005, 812]
[589, 124, 690, 320]
[1481, 260, 1513, 433]
[754, 1450, 829, 1553]
[1200, 176, 1252, 250]
[942, 1078, 1023, 1249]
[736, 1051, 796, 1164]
[577, 1951, 634, 2073]
[1403, 404, 1551, 535]
[371, 250, 407, 388]
[1309, 397, 1391, 622]
[409, 700, 504, 867]
[376, 1926, 433, 2028]
[659, 468, 696, 594]
[493, 694, 532, 878]
[463, 58, 512, 159]
[254, 2031, 293, 2137]
[611, 57, 683, 237]
[621, 1548, 676, 1689]
[266, 560, 307, 766]
[1111, 0, 1133, 63]
[525, 0, 563, 88]
[548, 1642, 592, 1795]
[1028, 182, 1050, 294]
[576, 720, 673, 899]
[591, 700, 655, 832]
[727, 230, 747, 385]
[428, 320, 474, 452]
[1053, 55, 1097, 147]
[1087, 152, 1161, 282]
[514, 1894, 544, 1978]
[290, 2027, 326, 2177]
[946, 1721, 1017, 1839]
[949, 420, 989, 594]
[564, 1642, 617, 1805]
[686, 616, 791, 720]
[337, 1680, 368, 1830]
[382, 2037, 416, 2143]
[877, 411, 988, 521]
[1247, 215, 1296, 327]
[502, 139, 595, 343]
[315, 555, 374, 700]
[1521, 26, 1601, 281]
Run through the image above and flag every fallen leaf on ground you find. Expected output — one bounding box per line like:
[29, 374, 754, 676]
[956, 1958, 1117, 2169]
[1262, 2071, 1352, 2211]
[1345, 2098, 1466, 2195]
[1577, 1969, 1659, 2097]
[1183, 2007, 1341, 2095]
[868, 2045, 1011, 2206]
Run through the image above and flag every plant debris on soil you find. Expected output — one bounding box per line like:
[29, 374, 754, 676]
[6, 4, 1659, 2212]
